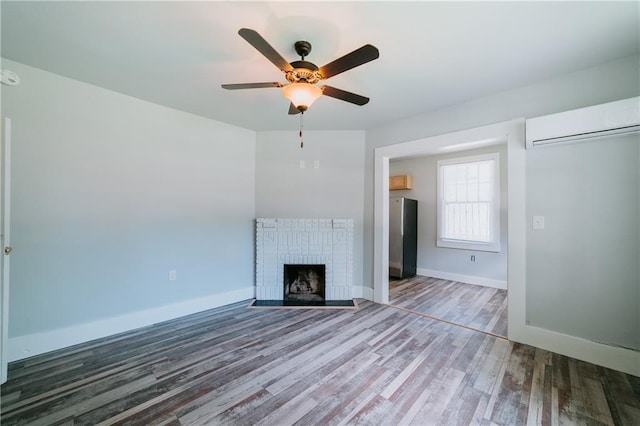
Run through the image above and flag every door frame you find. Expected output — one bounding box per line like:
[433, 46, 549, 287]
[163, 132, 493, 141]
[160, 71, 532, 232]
[373, 119, 527, 342]
[1, 117, 12, 383]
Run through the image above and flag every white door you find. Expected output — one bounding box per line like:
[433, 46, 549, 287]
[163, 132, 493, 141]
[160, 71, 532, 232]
[1, 117, 12, 384]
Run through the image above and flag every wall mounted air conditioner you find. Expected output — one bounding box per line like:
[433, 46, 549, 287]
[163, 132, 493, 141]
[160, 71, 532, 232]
[525, 96, 640, 149]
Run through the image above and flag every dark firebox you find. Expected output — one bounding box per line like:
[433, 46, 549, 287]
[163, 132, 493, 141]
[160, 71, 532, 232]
[283, 264, 325, 303]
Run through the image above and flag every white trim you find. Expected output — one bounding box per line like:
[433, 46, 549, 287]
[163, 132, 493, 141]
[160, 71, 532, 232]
[373, 149, 390, 304]
[436, 152, 501, 252]
[506, 119, 528, 351]
[416, 268, 507, 290]
[1, 117, 11, 384]
[374, 121, 511, 305]
[7, 286, 255, 362]
[352, 285, 374, 301]
[512, 325, 640, 377]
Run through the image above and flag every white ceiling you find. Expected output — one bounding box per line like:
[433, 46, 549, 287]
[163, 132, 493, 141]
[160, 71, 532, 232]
[2, 1, 638, 131]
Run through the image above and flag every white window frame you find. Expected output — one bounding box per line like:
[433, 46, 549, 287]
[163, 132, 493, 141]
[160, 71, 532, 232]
[436, 152, 501, 252]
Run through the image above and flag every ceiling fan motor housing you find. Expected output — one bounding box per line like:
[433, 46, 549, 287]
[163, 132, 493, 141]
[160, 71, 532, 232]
[286, 61, 322, 84]
[286, 41, 323, 83]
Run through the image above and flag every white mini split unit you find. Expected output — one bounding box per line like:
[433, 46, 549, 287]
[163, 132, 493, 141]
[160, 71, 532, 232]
[525, 96, 640, 149]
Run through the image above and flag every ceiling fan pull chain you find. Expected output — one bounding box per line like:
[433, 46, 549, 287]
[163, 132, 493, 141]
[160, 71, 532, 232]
[299, 112, 304, 148]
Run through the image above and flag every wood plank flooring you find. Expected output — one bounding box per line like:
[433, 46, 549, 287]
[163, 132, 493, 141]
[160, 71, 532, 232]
[2, 299, 639, 425]
[390, 275, 508, 337]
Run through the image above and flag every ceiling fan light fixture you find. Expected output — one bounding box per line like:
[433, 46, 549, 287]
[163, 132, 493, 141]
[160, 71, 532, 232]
[282, 82, 322, 111]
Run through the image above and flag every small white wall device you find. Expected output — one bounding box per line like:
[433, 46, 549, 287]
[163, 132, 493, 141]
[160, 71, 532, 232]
[0, 69, 20, 86]
[526, 96, 640, 148]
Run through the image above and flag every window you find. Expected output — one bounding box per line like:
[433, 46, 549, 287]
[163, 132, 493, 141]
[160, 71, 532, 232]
[437, 152, 500, 252]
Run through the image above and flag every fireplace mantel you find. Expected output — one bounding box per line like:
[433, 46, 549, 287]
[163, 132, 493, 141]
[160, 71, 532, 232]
[255, 218, 354, 301]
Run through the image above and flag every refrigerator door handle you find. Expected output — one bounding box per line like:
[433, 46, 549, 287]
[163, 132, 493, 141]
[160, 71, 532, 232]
[400, 201, 404, 236]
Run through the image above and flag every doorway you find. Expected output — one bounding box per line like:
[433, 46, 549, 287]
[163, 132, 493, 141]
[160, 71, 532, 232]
[387, 145, 508, 337]
[373, 119, 527, 342]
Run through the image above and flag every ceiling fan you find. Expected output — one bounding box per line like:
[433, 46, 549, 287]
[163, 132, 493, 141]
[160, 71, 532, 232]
[222, 28, 379, 115]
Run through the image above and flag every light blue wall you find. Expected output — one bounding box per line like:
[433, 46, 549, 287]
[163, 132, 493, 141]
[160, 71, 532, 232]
[2, 60, 256, 337]
[526, 135, 639, 349]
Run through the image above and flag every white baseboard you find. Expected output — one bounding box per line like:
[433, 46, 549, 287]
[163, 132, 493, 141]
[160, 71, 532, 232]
[8, 286, 255, 362]
[352, 285, 374, 301]
[510, 323, 640, 377]
[416, 268, 507, 290]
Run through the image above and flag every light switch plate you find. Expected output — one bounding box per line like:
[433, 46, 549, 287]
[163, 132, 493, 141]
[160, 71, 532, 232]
[532, 216, 545, 230]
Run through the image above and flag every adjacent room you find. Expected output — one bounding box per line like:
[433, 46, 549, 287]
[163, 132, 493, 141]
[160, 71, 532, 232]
[387, 143, 508, 338]
[0, 1, 639, 425]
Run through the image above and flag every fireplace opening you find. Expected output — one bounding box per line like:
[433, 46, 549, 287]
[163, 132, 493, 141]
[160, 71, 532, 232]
[284, 264, 325, 304]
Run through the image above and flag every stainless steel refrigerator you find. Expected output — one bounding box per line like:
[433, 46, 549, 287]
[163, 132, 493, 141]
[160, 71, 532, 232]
[389, 197, 418, 278]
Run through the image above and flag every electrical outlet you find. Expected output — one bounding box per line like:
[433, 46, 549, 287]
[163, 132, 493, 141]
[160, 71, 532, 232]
[471, 255, 476, 262]
[313, 160, 320, 169]
[169, 270, 177, 281]
[1, 69, 20, 86]
[532, 216, 545, 230]
[299, 160, 306, 169]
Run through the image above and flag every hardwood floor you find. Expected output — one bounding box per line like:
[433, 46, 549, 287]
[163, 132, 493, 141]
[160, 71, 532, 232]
[389, 275, 508, 337]
[1, 299, 639, 425]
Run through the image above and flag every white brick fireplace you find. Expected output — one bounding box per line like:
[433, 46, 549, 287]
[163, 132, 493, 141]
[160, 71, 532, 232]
[255, 218, 354, 300]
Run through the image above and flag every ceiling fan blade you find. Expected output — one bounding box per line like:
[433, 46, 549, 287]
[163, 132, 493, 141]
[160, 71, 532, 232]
[222, 82, 284, 90]
[288, 103, 301, 115]
[319, 44, 379, 79]
[321, 85, 370, 106]
[238, 28, 293, 73]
